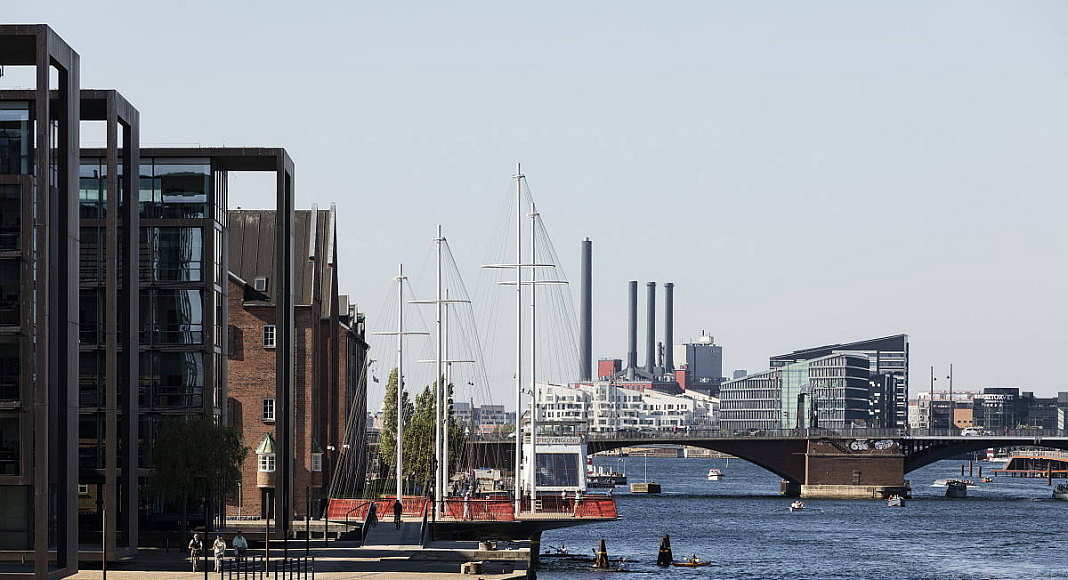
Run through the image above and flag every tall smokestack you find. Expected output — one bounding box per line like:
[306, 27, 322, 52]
[646, 282, 656, 376]
[579, 239, 592, 382]
[627, 281, 637, 379]
[664, 282, 674, 372]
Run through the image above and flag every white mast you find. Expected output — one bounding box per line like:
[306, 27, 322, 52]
[396, 265, 406, 502]
[370, 265, 429, 502]
[528, 206, 538, 511]
[513, 163, 524, 517]
[435, 225, 444, 519]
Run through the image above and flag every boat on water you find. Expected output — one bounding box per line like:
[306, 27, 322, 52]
[707, 468, 724, 481]
[945, 480, 968, 498]
[1053, 484, 1068, 501]
[887, 495, 905, 507]
[789, 500, 805, 512]
[672, 554, 712, 568]
[587, 464, 627, 488]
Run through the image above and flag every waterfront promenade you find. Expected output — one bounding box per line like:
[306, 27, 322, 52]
[69, 543, 528, 579]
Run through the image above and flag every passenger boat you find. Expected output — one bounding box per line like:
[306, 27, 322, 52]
[789, 500, 805, 512]
[945, 480, 968, 498]
[706, 468, 723, 481]
[587, 464, 627, 488]
[886, 495, 905, 507]
[1053, 484, 1068, 501]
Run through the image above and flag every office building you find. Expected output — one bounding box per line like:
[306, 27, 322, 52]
[770, 334, 909, 428]
[721, 353, 871, 432]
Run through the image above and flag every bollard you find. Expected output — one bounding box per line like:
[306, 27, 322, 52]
[960, 464, 965, 476]
[593, 539, 609, 569]
[656, 535, 672, 567]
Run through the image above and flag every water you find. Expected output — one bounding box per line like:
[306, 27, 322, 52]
[539, 456, 1068, 580]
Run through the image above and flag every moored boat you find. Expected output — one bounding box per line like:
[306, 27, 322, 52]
[1053, 484, 1068, 501]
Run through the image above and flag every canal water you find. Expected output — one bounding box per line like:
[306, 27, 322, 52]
[539, 456, 1068, 579]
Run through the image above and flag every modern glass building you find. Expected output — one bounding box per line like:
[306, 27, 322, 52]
[721, 353, 871, 432]
[769, 334, 909, 429]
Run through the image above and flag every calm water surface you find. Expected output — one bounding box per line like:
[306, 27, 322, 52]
[539, 456, 1068, 580]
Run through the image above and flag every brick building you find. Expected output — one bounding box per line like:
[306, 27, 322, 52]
[225, 207, 367, 519]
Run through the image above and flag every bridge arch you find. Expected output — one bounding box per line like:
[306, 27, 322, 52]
[904, 439, 1068, 473]
[587, 438, 808, 483]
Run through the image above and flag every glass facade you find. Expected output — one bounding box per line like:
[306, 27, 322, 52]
[140, 227, 203, 282]
[721, 354, 872, 431]
[0, 260, 18, 326]
[139, 351, 204, 410]
[140, 289, 204, 345]
[535, 453, 580, 488]
[0, 184, 18, 250]
[0, 342, 17, 402]
[139, 159, 210, 219]
[0, 102, 31, 175]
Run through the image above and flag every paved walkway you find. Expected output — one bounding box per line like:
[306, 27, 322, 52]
[68, 543, 527, 580]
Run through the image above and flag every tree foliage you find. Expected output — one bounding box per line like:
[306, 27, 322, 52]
[378, 367, 466, 496]
[152, 415, 248, 527]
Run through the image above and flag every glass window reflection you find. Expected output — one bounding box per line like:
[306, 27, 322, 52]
[0, 184, 18, 250]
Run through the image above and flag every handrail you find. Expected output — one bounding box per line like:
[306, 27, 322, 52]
[466, 427, 1068, 442]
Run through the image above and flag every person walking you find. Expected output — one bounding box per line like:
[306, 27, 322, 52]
[393, 499, 403, 530]
[212, 535, 227, 572]
[187, 532, 203, 572]
[232, 531, 248, 561]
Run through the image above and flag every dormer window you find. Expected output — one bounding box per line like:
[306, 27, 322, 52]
[256, 433, 276, 472]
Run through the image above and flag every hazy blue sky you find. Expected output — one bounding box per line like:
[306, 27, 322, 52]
[6, 1, 1068, 405]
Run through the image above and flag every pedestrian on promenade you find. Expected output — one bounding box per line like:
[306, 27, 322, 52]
[232, 531, 248, 561]
[393, 499, 403, 529]
[212, 535, 227, 572]
[187, 532, 203, 572]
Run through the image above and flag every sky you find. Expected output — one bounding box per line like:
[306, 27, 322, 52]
[6, 1, 1068, 406]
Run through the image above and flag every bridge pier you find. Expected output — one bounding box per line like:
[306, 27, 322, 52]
[795, 438, 908, 499]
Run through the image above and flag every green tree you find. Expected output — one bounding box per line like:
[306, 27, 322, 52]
[378, 368, 413, 489]
[152, 415, 247, 530]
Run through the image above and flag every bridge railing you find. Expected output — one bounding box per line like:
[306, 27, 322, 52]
[468, 427, 1068, 443]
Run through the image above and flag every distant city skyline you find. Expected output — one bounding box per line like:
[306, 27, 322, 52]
[5, 1, 1068, 409]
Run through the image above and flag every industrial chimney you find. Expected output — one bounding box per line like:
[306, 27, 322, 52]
[579, 239, 593, 382]
[664, 282, 674, 372]
[627, 281, 638, 379]
[646, 282, 656, 376]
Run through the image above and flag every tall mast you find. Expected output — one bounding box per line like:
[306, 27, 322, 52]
[434, 225, 444, 518]
[513, 163, 524, 517]
[396, 264, 406, 502]
[528, 206, 538, 511]
[442, 288, 451, 508]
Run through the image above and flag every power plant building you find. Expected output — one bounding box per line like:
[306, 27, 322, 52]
[674, 334, 723, 396]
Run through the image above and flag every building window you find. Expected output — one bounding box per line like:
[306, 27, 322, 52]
[254, 277, 269, 292]
[258, 453, 276, 472]
[262, 398, 276, 422]
[78, 484, 89, 496]
[311, 452, 323, 472]
[263, 325, 276, 349]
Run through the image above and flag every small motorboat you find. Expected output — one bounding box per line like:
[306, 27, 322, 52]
[672, 554, 712, 568]
[945, 480, 968, 498]
[980, 477, 993, 483]
[1053, 484, 1068, 501]
[887, 495, 905, 507]
[789, 500, 805, 512]
[707, 468, 723, 481]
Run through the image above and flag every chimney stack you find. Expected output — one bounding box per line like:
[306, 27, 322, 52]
[579, 239, 593, 382]
[646, 282, 656, 376]
[664, 282, 674, 372]
[627, 281, 637, 379]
